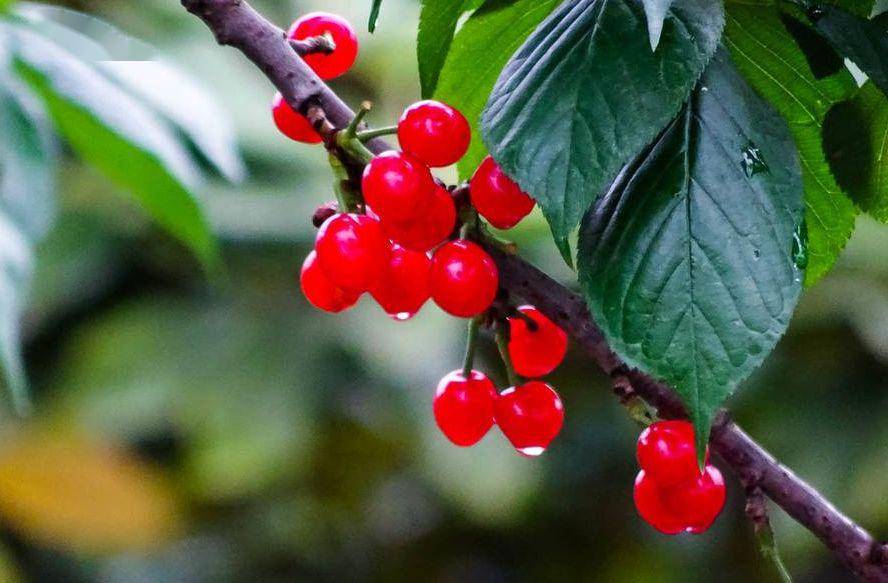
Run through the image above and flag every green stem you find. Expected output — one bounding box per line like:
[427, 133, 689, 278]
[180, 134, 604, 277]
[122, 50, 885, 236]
[356, 125, 397, 142]
[328, 152, 356, 212]
[462, 316, 482, 378]
[336, 102, 376, 164]
[494, 323, 521, 387]
[757, 522, 794, 583]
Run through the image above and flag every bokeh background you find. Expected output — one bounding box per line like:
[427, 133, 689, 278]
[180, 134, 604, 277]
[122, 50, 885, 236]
[0, 0, 885, 581]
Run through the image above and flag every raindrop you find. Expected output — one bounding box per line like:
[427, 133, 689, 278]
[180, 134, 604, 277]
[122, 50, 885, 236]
[390, 311, 415, 322]
[700, 86, 709, 92]
[792, 220, 809, 271]
[752, 248, 761, 260]
[517, 446, 546, 457]
[741, 142, 769, 177]
[807, 5, 825, 21]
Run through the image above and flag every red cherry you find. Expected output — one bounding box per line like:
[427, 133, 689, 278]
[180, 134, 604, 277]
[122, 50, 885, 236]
[494, 381, 564, 456]
[433, 370, 497, 446]
[315, 213, 388, 292]
[271, 92, 322, 144]
[661, 465, 726, 534]
[633, 470, 686, 535]
[397, 100, 471, 168]
[470, 156, 535, 229]
[636, 420, 706, 487]
[300, 250, 360, 313]
[382, 185, 456, 252]
[508, 305, 568, 378]
[362, 151, 436, 224]
[370, 243, 432, 321]
[288, 12, 358, 80]
[430, 240, 498, 318]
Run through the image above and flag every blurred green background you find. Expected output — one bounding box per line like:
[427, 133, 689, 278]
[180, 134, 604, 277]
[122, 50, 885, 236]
[0, 0, 885, 581]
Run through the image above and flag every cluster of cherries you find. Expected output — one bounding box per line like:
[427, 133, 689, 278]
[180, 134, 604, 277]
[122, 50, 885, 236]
[272, 11, 726, 533]
[634, 421, 726, 534]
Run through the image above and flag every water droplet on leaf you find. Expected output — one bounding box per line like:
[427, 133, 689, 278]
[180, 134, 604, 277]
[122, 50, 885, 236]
[792, 221, 808, 271]
[752, 249, 761, 260]
[517, 446, 546, 457]
[740, 143, 769, 177]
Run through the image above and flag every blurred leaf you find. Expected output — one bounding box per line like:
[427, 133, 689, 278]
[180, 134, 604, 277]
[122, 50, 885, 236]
[369, 0, 382, 32]
[641, 0, 676, 50]
[434, 0, 561, 179]
[10, 26, 219, 268]
[578, 51, 805, 453]
[725, 2, 859, 285]
[0, 430, 181, 554]
[481, 0, 724, 261]
[16, 4, 245, 182]
[0, 52, 55, 413]
[779, 12, 844, 79]
[812, 5, 888, 96]
[824, 82, 888, 222]
[417, 0, 483, 98]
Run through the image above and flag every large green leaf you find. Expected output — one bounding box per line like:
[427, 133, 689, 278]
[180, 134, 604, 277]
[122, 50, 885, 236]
[9, 26, 219, 268]
[481, 0, 724, 261]
[824, 82, 888, 222]
[641, 0, 676, 50]
[417, 0, 482, 97]
[369, 0, 383, 32]
[578, 50, 805, 453]
[724, 3, 859, 285]
[811, 5, 888, 96]
[16, 4, 245, 183]
[0, 60, 56, 413]
[433, 0, 561, 179]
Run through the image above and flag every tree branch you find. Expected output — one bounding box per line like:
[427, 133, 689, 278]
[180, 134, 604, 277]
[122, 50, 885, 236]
[180, 1, 888, 579]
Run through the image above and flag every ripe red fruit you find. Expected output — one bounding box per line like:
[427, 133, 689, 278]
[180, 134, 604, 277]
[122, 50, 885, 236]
[434, 370, 497, 446]
[382, 185, 456, 252]
[397, 100, 471, 168]
[315, 213, 388, 293]
[470, 156, 535, 229]
[300, 250, 360, 313]
[370, 243, 432, 320]
[494, 381, 564, 456]
[271, 92, 322, 144]
[288, 12, 358, 80]
[508, 305, 568, 378]
[430, 240, 499, 318]
[633, 470, 686, 535]
[636, 420, 705, 486]
[661, 465, 726, 533]
[362, 151, 436, 224]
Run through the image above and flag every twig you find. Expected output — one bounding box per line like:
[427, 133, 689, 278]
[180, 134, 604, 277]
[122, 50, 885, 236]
[180, 1, 888, 579]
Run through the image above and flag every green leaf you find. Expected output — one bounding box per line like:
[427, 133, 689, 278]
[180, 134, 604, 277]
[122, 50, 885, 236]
[0, 61, 56, 413]
[724, 3, 859, 285]
[16, 4, 245, 182]
[0, 0, 13, 14]
[9, 26, 219, 268]
[824, 82, 888, 222]
[433, 0, 561, 179]
[641, 0, 676, 50]
[811, 5, 888, 97]
[417, 0, 483, 98]
[578, 50, 805, 455]
[369, 0, 383, 32]
[481, 0, 724, 262]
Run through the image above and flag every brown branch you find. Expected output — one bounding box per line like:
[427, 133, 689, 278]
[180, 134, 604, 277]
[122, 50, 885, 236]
[180, 1, 888, 579]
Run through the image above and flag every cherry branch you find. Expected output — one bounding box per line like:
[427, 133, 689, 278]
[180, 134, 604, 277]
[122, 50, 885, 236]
[179, 1, 887, 579]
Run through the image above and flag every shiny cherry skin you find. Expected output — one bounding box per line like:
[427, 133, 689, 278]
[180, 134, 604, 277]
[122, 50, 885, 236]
[494, 381, 564, 456]
[430, 240, 498, 318]
[397, 100, 471, 168]
[315, 213, 388, 293]
[370, 243, 432, 320]
[288, 12, 358, 80]
[382, 185, 456, 252]
[633, 470, 686, 535]
[661, 465, 726, 533]
[433, 369, 497, 446]
[362, 151, 436, 224]
[300, 250, 360, 313]
[470, 156, 535, 229]
[508, 305, 568, 378]
[637, 420, 706, 487]
[271, 92, 322, 144]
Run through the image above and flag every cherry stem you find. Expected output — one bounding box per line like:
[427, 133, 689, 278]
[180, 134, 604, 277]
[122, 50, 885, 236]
[462, 315, 482, 378]
[290, 34, 336, 56]
[356, 125, 397, 142]
[747, 488, 793, 583]
[494, 321, 521, 387]
[510, 309, 540, 333]
[337, 102, 375, 164]
[328, 152, 358, 212]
